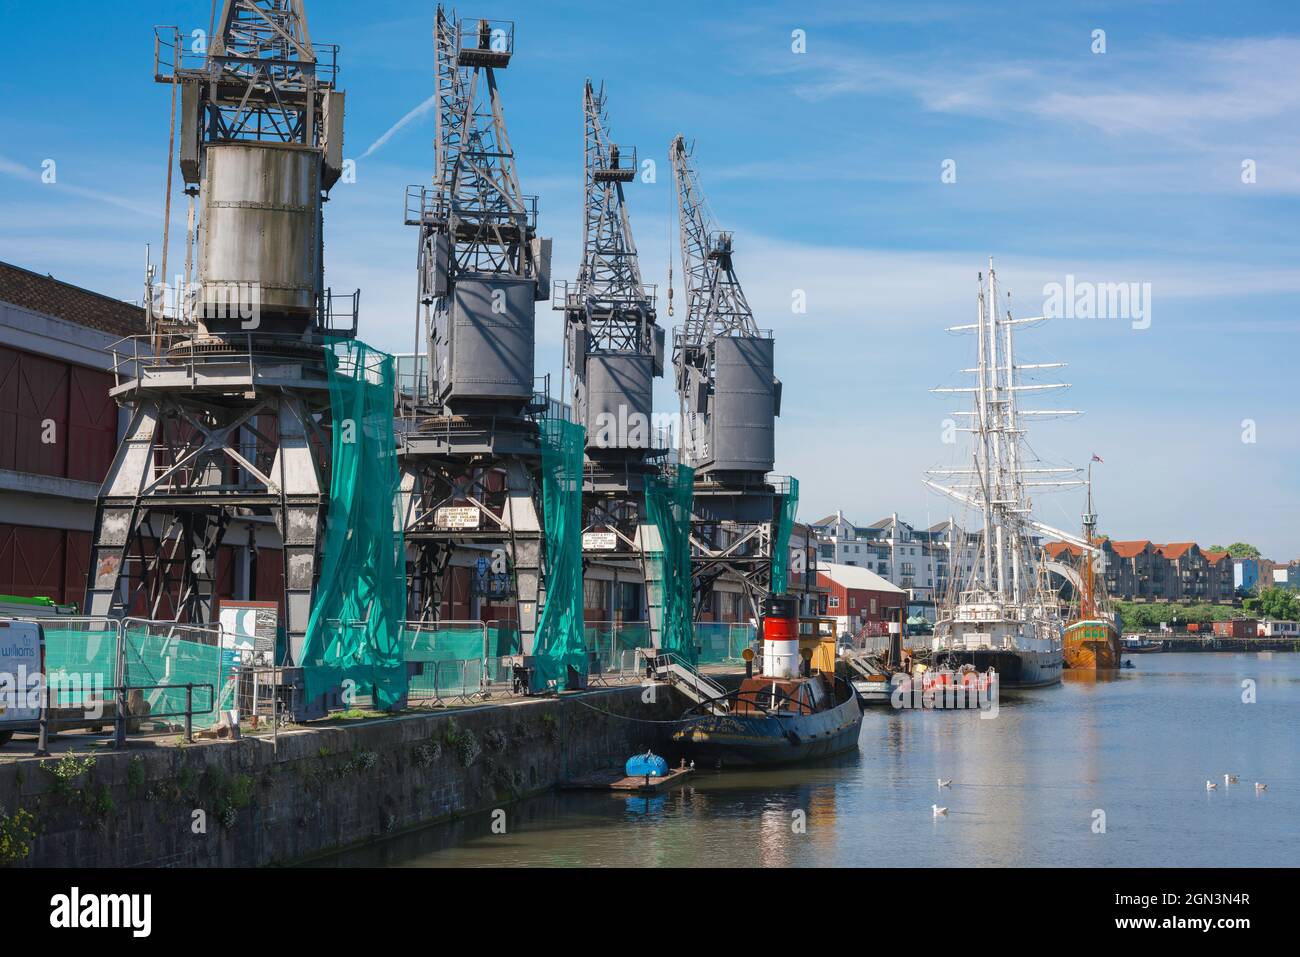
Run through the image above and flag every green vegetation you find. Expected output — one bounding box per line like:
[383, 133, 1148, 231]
[411, 740, 441, 768]
[39, 752, 96, 797]
[1208, 542, 1260, 558]
[1244, 587, 1300, 622]
[442, 721, 481, 767]
[126, 755, 146, 797]
[540, 711, 560, 744]
[0, 807, 36, 866]
[1116, 602, 1239, 630]
[328, 708, 390, 722]
[347, 749, 378, 773]
[208, 769, 256, 830]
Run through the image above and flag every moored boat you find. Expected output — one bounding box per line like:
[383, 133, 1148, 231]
[924, 262, 1079, 690]
[1122, 636, 1163, 654]
[1065, 618, 1122, 669]
[672, 596, 863, 767]
[1059, 462, 1123, 670]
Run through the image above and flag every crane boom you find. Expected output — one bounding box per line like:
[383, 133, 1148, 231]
[668, 134, 776, 477]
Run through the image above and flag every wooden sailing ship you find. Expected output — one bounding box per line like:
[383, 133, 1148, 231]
[1062, 463, 1122, 670]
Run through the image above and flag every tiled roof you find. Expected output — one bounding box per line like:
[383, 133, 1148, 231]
[1044, 541, 1082, 559]
[1110, 540, 1152, 558]
[1157, 542, 1198, 560]
[0, 260, 145, 338]
[1202, 549, 1229, 564]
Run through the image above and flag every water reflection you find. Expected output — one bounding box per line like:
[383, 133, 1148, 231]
[319, 654, 1299, 868]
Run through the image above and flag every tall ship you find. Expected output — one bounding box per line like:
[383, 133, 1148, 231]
[924, 262, 1096, 689]
[1061, 464, 1123, 669]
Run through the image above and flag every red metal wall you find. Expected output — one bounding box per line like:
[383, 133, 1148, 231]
[0, 345, 116, 481]
[0, 523, 77, 604]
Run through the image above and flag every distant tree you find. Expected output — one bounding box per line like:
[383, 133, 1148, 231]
[1253, 587, 1300, 622]
[1215, 542, 1261, 558]
[1114, 601, 1237, 631]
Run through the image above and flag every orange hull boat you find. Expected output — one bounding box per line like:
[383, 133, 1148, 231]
[1063, 618, 1122, 670]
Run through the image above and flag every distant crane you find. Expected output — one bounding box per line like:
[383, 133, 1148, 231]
[555, 80, 670, 645]
[668, 135, 786, 622]
[399, 6, 551, 665]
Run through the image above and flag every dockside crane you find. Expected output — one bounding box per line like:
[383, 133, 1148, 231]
[668, 135, 787, 622]
[555, 80, 670, 646]
[87, 0, 352, 712]
[399, 6, 552, 669]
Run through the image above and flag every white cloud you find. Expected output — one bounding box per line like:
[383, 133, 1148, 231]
[359, 94, 438, 159]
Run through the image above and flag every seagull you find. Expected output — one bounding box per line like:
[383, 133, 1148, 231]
[932, 804, 948, 817]
[1224, 774, 1238, 784]
[1206, 780, 1217, 790]
[1255, 782, 1267, 792]
[937, 778, 952, 788]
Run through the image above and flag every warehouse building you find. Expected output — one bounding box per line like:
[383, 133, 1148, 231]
[0, 261, 288, 615]
[0, 261, 140, 605]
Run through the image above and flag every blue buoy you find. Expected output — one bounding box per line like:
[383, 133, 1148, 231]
[625, 750, 668, 778]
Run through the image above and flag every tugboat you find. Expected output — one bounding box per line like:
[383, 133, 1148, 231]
[672, 596, 863, 767]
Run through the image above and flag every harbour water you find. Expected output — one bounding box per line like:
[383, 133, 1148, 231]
[322, 654, 1299, 867]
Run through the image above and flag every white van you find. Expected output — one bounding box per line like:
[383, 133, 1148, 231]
[0, 618, 45, 746]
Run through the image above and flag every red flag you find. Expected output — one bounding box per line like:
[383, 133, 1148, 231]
[1091, 453, 1104, 463]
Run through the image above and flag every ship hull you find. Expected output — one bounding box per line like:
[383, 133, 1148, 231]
[935, 647, 1063, 689]
[1063, 619, 1122, 670]
[672, 692, 863, 767]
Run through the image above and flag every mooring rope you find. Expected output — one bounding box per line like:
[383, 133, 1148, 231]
[566, 695, 712, 725]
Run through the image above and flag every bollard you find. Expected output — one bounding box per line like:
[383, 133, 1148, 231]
[115, 682, 127, 749]
[185, 683, 194, 743]
[35, 702, 50, 757]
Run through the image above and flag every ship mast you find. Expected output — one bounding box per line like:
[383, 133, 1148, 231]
[926, 260, 1093, 611]
[1080, 461, 1098, 618]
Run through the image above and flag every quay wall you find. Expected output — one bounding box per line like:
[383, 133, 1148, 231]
[1, 684, 687, 868]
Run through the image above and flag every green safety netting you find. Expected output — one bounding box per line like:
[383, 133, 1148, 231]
[532, 418, 587, 690]
[301, 339, 407, 709]
[400, 621, 521, 698]
[403, 624, 479, 698]
[583, 622, 652, 674]
[122, 624, 234, 729]
[771, 476, 801, 595]
[694, 622, 756, 665]
[42, 624, 118, 708]
[645, 465, 696, 664]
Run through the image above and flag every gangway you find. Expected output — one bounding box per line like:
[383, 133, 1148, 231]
[842, 652, 889, 681]
[642, 650, 729, 715]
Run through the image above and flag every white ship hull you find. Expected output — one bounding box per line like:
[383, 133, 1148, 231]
[932, 615, 1064, 688]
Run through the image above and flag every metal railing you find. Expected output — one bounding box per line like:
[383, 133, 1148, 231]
[645, 650, 729, 705]
[153, 26, 340, 86]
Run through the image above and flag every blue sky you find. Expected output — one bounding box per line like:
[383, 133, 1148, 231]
[1, 1, 1297, 557]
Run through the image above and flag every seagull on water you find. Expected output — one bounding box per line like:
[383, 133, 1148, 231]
[1255, 782, 1267, 792]
[1224, 774, 1238, 784]
[1206, 780, 1217, 790]
[937, 778, 952, 788]
[932, 804, 948, 817]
